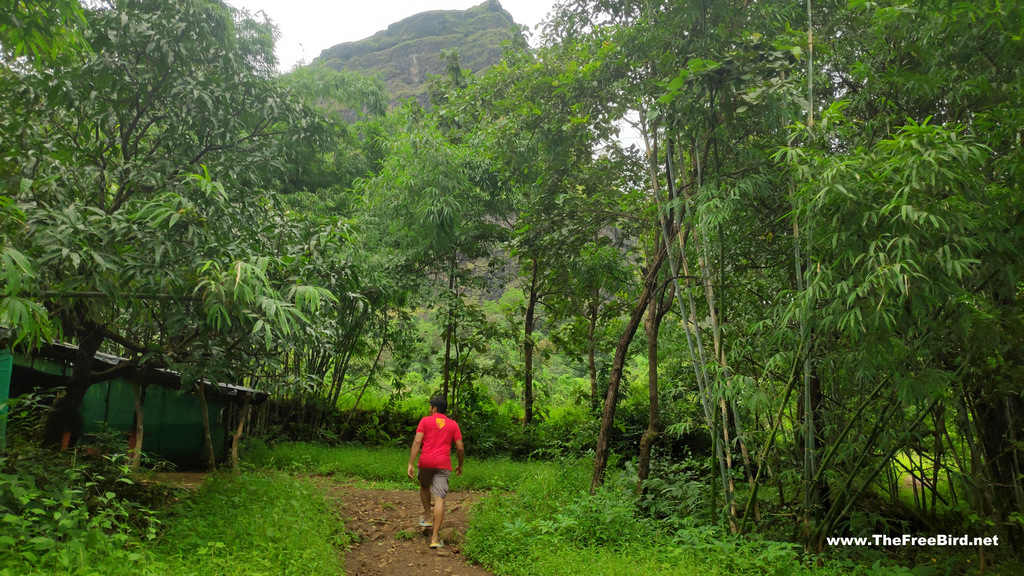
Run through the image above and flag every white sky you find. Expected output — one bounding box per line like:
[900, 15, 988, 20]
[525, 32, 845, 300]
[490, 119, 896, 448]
[227, 0, 561, 72]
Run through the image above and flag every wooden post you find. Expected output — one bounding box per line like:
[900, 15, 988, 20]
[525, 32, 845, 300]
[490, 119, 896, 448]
[130, 383, 144, 471]
[195, 382, 217, 472]
[231, 393, 251, 473]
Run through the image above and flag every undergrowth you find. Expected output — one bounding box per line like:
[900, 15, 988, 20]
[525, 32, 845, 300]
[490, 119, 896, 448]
[0, 437, 161, 576]
[460, 457, 1022, 576]
[0, 439, 345, 576]
[4, 438, 1021, 576]
[152, 472, 346, 575]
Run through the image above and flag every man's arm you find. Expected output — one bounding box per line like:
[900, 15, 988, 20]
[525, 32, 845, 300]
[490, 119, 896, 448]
[455, 439, 465, 476]
[407, 432, 424, 479]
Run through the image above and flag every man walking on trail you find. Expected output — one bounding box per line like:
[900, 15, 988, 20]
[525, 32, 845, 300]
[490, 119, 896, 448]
[407, 395, 464, 549]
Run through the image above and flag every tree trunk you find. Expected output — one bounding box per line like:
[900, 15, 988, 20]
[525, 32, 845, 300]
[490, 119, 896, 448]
[637, 280, 671, 492]
[328, 347, 355, 407]
[443, 249, 457, 399]
[327, 311, 368, 406]
[689, 217, 756, 529]
[972, 392, 1024, 548]
[130, 383, 144, 471]
[587, 297, 598, 408]
[930, 404, 945, 515]
[345, 324, 389, 427]
[231, 393, 251, 474]
[591, 246, 665, 494]
[523, 257, 539, 426]
[195, 382, 217, 472]
[43, 325, 105, 446]
[798, 363, 829, 544]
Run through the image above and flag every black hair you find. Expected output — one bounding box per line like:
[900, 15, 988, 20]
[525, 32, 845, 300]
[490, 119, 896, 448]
[430, 395, 447, 414]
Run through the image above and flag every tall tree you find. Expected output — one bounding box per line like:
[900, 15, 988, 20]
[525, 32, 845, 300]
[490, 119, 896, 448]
[358, 104, 504, 409]
[778, 0, 1024, 550]
[551, 0, 802, 519]
[1, 0, 338, 444]
[448, 40, 627, 425]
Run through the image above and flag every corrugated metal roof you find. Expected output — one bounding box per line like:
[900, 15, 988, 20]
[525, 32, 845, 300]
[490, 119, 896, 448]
[31, 343, 269, 405]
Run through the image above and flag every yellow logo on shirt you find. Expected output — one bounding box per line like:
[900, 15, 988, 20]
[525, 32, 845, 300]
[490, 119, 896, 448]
[436, 418, 445, 429]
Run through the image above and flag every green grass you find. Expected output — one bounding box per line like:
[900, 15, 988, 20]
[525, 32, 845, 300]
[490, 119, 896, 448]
[470, 542, 768, 576]
[0, 470, 346, 576]
[247, 440, 560, 492]
[151, 472, 347, 576]
[463, 466, 854, 576]
[244, 442, 1024, 576]
[7, 442, 1021, 576]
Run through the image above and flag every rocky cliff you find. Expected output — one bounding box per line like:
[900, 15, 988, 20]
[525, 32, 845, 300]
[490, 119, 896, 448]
[316, 0, 525, 107]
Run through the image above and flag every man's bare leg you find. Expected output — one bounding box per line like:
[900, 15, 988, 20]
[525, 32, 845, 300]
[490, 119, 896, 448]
[419, 484, 432, 524]
[431, 496, 445, 545]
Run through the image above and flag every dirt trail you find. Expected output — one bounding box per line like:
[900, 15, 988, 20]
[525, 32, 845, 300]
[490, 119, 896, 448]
[326, 485, 494, 576]
[150, 472, 492, 575]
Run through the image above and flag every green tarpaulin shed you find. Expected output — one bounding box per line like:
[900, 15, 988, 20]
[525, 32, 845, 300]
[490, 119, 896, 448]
[11, 343, 267, 468]
[0, 349, 11, 452]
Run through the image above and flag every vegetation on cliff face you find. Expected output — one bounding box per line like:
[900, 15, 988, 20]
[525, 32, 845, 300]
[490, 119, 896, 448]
[316, 0, 526, 107]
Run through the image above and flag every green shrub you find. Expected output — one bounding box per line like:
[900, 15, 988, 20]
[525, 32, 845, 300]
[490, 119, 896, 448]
[497, 399, 525, 422]
[0, 431, 348, 576]
[456, 398, 523, 458]
[532, 404, 599, 457]
[239, 436, 274, 468]
[259, 394, 423, 447]
[0, 442, 160, 575]
[634, 456, 710, 525]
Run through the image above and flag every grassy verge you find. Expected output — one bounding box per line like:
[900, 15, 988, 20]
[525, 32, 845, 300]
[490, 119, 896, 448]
[247, 442, 1024, 575]
[0, 464, 345, 576]
[458, 457, 1024, 576]
[462, 462, 808, 576]
[245, 439, 552, 492]
[150, 471, 347, 576]
[250, 442, 870, 575]
[6, 442, 1020, 576]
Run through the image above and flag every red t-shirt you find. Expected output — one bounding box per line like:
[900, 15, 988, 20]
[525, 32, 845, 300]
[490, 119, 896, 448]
[416, 413, 462, 470]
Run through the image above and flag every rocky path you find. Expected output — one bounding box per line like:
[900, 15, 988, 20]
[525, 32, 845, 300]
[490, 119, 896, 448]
[326, 485, 495, 576]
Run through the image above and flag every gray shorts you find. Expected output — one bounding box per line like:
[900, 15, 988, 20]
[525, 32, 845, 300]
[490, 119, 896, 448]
[417, 467, 451, 499]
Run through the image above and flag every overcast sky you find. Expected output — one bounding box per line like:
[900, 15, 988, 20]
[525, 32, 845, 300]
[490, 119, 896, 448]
[226, 0, 560, 72]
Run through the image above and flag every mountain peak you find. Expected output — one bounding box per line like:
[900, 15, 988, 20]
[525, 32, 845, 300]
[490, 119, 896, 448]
[316, 1, 525, 108]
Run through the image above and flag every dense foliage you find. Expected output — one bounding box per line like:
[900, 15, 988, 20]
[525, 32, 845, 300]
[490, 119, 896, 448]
[2, 0, 1023, 573]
